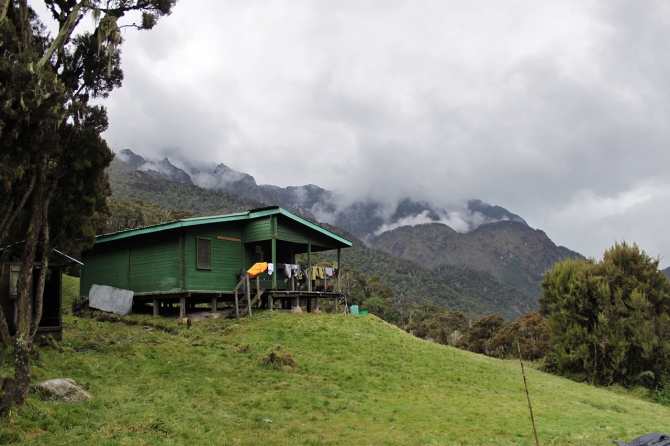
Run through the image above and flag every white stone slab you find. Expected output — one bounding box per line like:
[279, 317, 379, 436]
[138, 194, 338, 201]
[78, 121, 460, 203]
[88, 284, 134, 316]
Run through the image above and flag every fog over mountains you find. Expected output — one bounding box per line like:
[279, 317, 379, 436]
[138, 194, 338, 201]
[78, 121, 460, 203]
[116, 149, 529, 243]
[110, 149, 585, 318]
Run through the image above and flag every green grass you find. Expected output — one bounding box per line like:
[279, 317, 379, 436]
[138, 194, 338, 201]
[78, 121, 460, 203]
[0, 280, 668, 444]
[61, 275, 79, 314]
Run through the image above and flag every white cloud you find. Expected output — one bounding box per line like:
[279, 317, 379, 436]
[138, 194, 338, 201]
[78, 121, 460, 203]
[33, 0, 670, 268]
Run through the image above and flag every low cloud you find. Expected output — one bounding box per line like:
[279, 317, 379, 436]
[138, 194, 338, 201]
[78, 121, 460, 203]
[88, 0, 670, 267]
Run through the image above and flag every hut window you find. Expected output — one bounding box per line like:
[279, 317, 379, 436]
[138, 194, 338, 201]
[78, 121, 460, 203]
[197, 238, 212, 269]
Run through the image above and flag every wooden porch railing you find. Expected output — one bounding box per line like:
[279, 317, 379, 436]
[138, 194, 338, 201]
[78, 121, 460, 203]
[232, 273, 265, 319]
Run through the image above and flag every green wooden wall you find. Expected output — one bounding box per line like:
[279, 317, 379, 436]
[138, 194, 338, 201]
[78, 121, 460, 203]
[185, 223, 243, 292]
[80, 240, 130, 295]
[276, 216, 339, 250]
[276, 217, 309, 244]
[129, 232, 181, 293]
[242, 217, 271, 243]
[80, 230, 181, 296]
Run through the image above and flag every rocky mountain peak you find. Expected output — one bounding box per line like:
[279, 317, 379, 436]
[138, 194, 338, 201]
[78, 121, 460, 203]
[467, 199, 528, 227]
[114, 149, 533, 243]
[117, 149, 147, 170]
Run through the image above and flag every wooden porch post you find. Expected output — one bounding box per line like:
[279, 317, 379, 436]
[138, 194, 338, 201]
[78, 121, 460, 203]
[337, 248, 342, 292]
[246, 274, 252, 317]
[307, 243, 312, 292]
[234, 289, 240, 319]
[211, 297, 217, 313]
[271, 215, 277, 290]
[271, 237, 277, 290]
[179, 297, 186, 319]
[153, 297, 159, 317]
[256, 274, 260, 309]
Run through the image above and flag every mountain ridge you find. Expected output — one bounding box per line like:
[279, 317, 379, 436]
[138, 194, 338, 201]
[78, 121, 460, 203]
[114, 149, 529, 243]
[106, 158, 538, 319]
[108, 149, 585, 317]
[372, 221, 583, 301]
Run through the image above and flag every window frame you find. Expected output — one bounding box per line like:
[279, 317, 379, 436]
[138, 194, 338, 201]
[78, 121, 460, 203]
[196, 237, 212, 270]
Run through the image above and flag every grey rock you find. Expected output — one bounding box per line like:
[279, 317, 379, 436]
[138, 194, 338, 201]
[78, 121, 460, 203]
[34, 379, 93, 403]
[88, 284, 134, 316]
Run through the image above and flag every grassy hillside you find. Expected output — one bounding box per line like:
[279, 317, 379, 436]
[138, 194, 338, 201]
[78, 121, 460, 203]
[1, 279, 668, 445]
[373, 221, 583, 302]
[62, 274, 79, 314]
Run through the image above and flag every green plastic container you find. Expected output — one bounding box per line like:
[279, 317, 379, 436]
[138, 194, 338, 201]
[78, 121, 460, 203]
[350, 305, 359, 315]
[359, 310, 369, 315]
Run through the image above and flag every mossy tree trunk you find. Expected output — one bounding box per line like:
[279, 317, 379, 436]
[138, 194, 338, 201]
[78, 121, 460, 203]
[0, 0, 176, 413]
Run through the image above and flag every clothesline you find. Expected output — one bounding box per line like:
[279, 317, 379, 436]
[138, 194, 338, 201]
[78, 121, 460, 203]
[247, 262, 339, 280]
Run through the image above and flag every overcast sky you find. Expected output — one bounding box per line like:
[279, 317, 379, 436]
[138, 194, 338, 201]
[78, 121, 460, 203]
[35, 1, 670, 266]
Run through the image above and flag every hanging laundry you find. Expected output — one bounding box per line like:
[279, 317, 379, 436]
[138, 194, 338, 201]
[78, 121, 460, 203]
[311, 266, 325, 280]
[298, 264, 307, 284]
[283, 264, 300, 279]
[268, 263, 274, 275]
[247, 262, 268, 278]
[324, 267, 335, 278]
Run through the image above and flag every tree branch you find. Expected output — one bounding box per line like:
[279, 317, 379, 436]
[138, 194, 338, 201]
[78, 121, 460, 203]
[0, 0, 9, 26]
[37, 0, 88, 69]
[0, 173, 37, 250]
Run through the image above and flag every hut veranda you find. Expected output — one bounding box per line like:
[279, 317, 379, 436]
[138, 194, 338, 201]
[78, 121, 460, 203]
[79, 207, 352, 317]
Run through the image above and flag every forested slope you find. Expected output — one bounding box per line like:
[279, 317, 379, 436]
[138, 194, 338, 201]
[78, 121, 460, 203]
[373, 221, 583, 301]
[108, 159, 263, 216]
[322, 224, 535, 319]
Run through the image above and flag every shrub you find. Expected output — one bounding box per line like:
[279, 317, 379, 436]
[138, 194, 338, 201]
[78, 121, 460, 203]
[360, 296, 401, 324]
[540, 242, 670, 389]
[452, 312, 549, 360]
[403, 305, 470, 346]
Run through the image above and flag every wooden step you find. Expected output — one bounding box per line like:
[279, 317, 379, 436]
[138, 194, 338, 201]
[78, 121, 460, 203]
[234, 289, 265, 318]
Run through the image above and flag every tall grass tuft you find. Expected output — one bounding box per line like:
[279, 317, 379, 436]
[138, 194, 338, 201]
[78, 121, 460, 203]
[258, 345, 297, 372]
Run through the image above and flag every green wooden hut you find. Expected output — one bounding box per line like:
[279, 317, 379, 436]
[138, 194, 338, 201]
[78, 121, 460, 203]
[80, 206, 352, 317]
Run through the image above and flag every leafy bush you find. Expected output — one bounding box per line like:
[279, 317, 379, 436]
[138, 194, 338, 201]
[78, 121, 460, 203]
[360, 296, 400, 324]
[455, 315, 507, 355]
[402, 305, 470, 346]
[540, 242, 670, 389]
[651, 381, 670, 406]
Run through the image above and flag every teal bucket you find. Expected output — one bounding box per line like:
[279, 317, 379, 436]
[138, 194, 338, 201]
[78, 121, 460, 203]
[350, 305, 359, 315]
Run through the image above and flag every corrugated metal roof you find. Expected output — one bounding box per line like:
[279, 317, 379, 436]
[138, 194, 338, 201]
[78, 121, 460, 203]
[95, 207, 352, 247]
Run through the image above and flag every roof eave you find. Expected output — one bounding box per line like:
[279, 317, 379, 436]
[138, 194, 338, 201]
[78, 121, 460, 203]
[94, 207, 352, 248]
